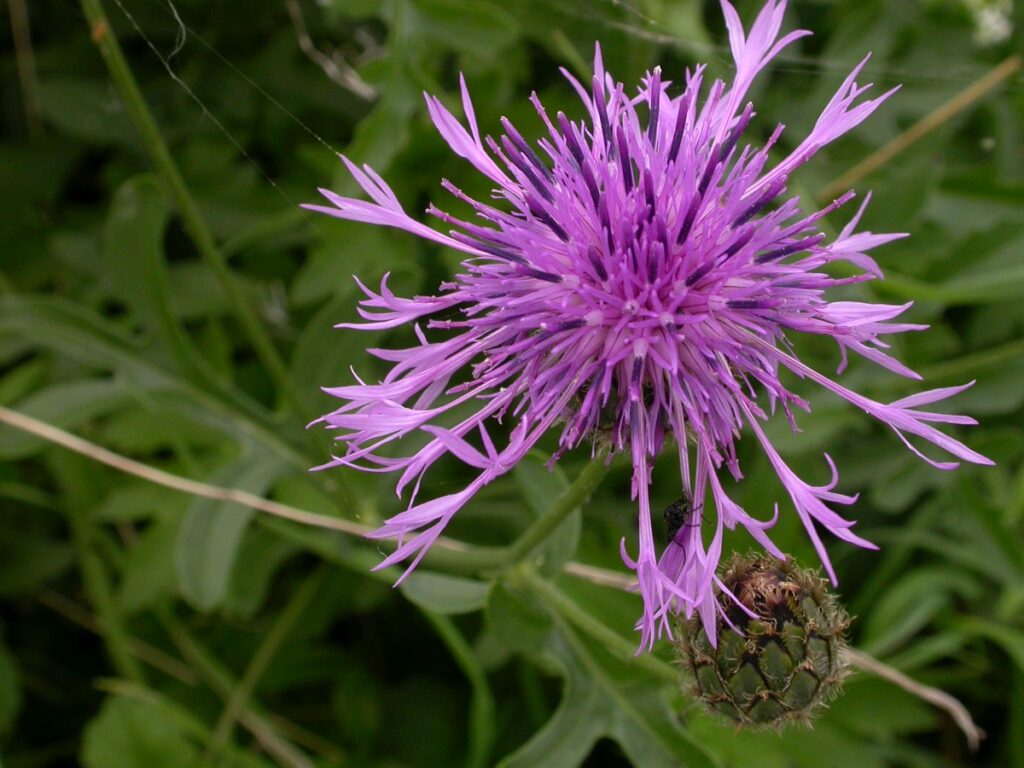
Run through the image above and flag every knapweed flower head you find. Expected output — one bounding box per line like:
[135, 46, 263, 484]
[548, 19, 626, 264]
[306, 0, 991, 651]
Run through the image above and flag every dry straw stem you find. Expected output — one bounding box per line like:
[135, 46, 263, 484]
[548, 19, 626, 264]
[842, 647, 984, 751]
[284, 0, 377, 100]
[818, 54, 1022, 202]
[35, 589, 198, 684]
[0, 404, 985, 749]
[38, 589, 332, 767]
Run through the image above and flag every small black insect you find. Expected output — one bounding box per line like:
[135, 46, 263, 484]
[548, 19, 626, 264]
[663, 493, 703, 545]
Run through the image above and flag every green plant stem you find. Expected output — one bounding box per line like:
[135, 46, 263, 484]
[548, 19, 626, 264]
[207, 567, 327, 755]
[97, 679, 276, 768]
[419, 610, 495, 768]
[158, 608, 320, 768]
[8, 0, 42, 138]
[442, 457, 611, 575]
[64, 504, 145, 684]
[79, 0, 309, 420]
[518, 568, 679, 686]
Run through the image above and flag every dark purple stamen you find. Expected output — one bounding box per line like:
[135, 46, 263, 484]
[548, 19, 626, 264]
[647, 69, 661, 147]
[452, 233, 527, 265]
[756, 234, 825, 263]
[617, 127, 634, 194]
[526, 196, 569, 241]
[558, 112, 586, 169]
[503, 136, 554, 203]
[735, 176, 786, 226]
[644, 169, 657, 212]
[592, 77, 613, 152]
[685, 259, 714, 287]
[587, 244, 608, 280]
[721, 102, 754, 158]
[667, 91, 691, 164]
[697, 150, 721, 197]
[501, 117, 553, 180]
[580, 162, 601, 208]
[676, 193, 702, 245]
[722, 228, 755, 260]
[522, 268, 562, 283]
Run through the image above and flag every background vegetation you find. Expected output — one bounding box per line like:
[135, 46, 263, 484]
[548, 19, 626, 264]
[1, 0, 1022, 765]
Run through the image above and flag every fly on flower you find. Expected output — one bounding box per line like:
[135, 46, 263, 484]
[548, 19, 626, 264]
[305, 0, 991, 651]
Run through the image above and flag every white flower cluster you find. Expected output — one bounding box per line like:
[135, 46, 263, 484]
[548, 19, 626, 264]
[964, 0, 1013, 45]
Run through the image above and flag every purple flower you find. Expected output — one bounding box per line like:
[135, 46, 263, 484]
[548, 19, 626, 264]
[306, 0, 991, 650]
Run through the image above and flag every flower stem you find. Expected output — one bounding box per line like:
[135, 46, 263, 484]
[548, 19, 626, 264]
[819, 54, 1023, 202]
[518, 567, 678, 685]
[439, 457, 612, 575]
[505, 457, 611, 565]
[78, 0, 310, 419]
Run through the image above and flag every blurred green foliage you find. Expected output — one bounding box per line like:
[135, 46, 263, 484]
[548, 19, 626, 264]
[1, 0, 1023, 766]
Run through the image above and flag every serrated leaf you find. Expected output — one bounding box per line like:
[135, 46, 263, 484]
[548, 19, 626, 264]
[499, 624, 717, 768]
[498, 657, 605, 768]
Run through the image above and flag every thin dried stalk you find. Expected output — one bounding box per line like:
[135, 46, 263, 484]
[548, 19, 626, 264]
[0, 404, 984, 749]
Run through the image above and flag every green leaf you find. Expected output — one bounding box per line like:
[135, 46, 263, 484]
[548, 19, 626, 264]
[0, 532, 74, 595]
[102, 176, 202, 379]
[929, 262, 1024, 305]
[412, 0, 521, 58]
[0, 358, 48, 406]
[175, 446, 288, 611]
[861, 567, 981, 656]
[401, 571, 492, 615]
[224, 527, 300, 621]
[954, 617, 1024, 673]
[81, 697, 201, 768]
[827, 677, 936, 738]
[0, 379, 130, 460]
[37, 78, 137, 146]
[332, 654, 383, 748]
[118, 515, 181, 615]
[499, 625, 717, 768]
[498, 646, 606, 768]
[289, 287, 360, 392]
[486, 582, 555, 658]
[96, 484, 188, 523]
[0, 295, 305, 467]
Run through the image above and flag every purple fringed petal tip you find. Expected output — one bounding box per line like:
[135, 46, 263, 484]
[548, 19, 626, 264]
[306, 0, 990, 652]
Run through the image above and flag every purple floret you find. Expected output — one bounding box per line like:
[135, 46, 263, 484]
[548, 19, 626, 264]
[305, 0, 991, 650]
